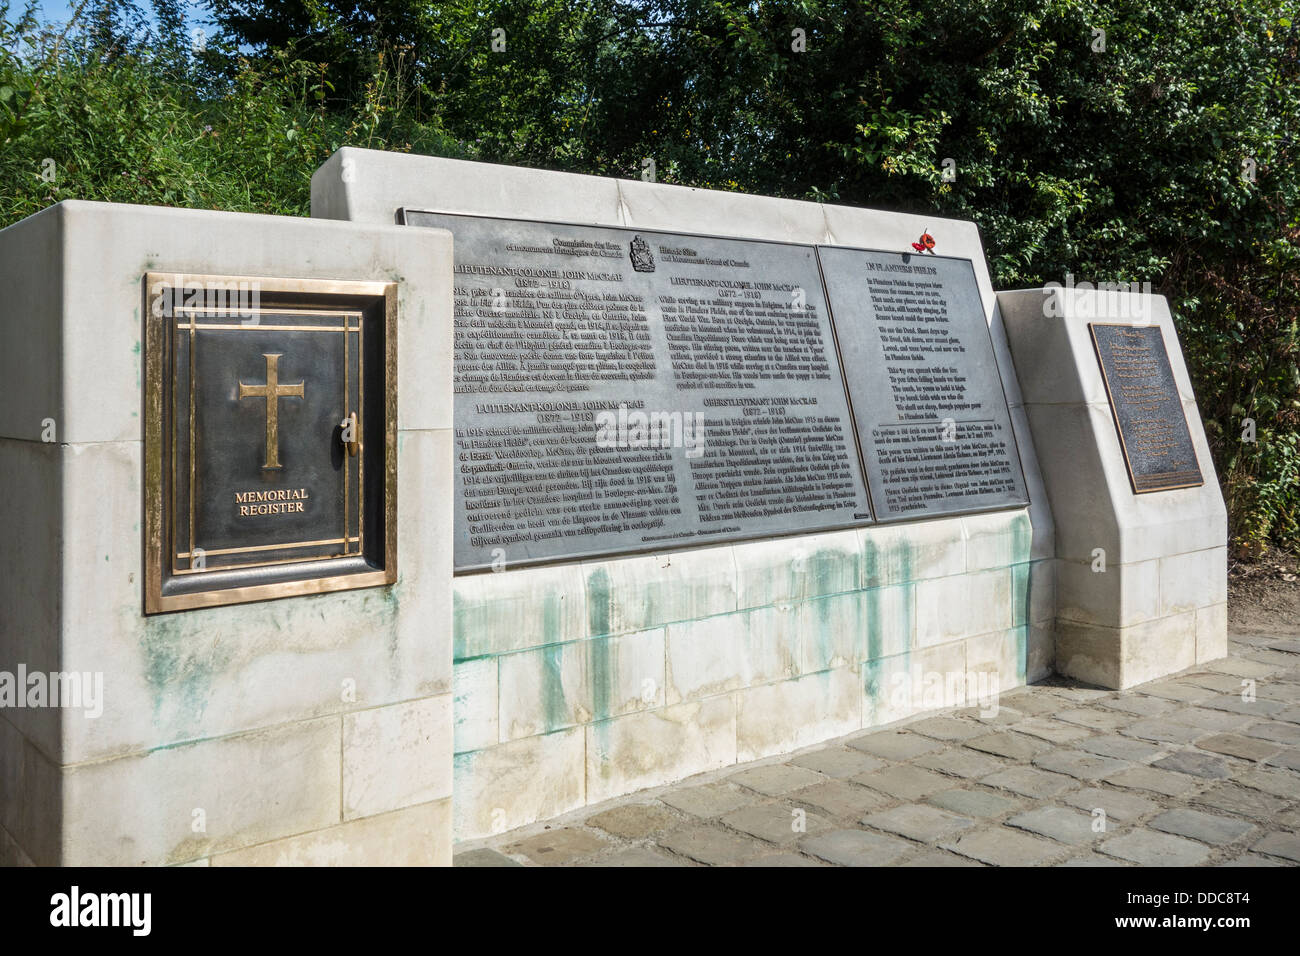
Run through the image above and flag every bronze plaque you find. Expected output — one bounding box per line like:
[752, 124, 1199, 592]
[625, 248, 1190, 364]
[1089, 322, 1203, 493]
[144, 274, 397, 613]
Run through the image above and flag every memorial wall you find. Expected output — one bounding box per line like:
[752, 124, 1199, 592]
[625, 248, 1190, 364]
[401, 209, 1028, 572]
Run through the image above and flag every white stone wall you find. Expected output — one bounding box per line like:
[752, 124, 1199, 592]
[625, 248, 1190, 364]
[0, 201, 455, 865]
[312, 148, 1059, 842]
[998, 288, 1228, 690]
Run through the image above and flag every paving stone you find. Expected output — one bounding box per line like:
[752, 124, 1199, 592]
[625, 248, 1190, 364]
[1105, 766, 1204, 797]
[660, 782, 755, 818]
[914, 747, 1008, 779]
[1012, 717, 1095, 744]
[854, 764, 957, 801]
[1076, 734, 1165, 762]
[792, 780, 893, 818]
[1242, 649, 1299, 668]
[1268, 639, 1300, 655]
[955, 706, 1025, 727]
[898, 849, 985, 866]
[1120, 719, 1204, 744]
[730, 763, 826, 796]
[1278, 705, 1300, 725]
[586, 803, 679, 840]
[965, 732, 1054, 762]
[1250, 831, 1300, 864]
[659, 825, 771, 865]
[1152, 750, 1236, 780]
[1237, 767, 1300, 800]
[1054, 688, 1113, 703]
[1196, 733, 1282, 762]
[927, 788, 1023, 820]
[1201, 695, 1286, 717]
[1168, 707, 1255, 733]
[590, 847, 686, 867]
[1063, 787, 1160, 823]
[1242, 721, 1300, 745]
[1206, 658, 1280, 679]
[995, 693, 1062, 717]
[1275, 807, 1300, 828]
[799, 829, 912, 866]
[1183, 672, 1256, 693]
[1192, 782, 1290, 819]
[1101, 696, 1178, 717]
[1264, 748, 1300, 771]
[790, 747, 886, 779]
[505, 828, 609, 865]
[1140, 681, 1219, 703]
[738, 853, 826, 867]
[1058, 853, 1129, 866]
[846, 729, 945, 761]
[1033, 750, 1132, 781]
[1054, 707, 1137, 732]
[980, 766, 1078, 799]
[1149, 808, 1255, 846]
[1217, 854, 1287, 867]
[941, 826, 1065, 866]
[1007, 806, 1105, 845]
[907, 716, 985, 741]
[722, 804, 830, 845]
[1099, 830, 1211, 866]
[453, 848, 523, 867]
[862, 804, 977, 843]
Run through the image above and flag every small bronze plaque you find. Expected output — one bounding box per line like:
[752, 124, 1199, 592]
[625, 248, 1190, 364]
[144, 273, 396, 613]
[1089, 322, 1203, 494]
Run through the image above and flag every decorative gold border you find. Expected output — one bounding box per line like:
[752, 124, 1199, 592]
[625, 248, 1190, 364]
[1089, 322, 1204, 495]
[144, 273, 397, 613]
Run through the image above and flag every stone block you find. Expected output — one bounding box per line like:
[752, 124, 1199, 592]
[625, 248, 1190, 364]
[453, 658, 498, 754]
[731, 530, 861, 609]
[735, 668, 860, 762]
[666, 607, 797, 705]
[453, 727, 586, 840]
[343, 695, 453, 820]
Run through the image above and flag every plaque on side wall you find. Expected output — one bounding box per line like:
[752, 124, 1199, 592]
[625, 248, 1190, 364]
[816, 246, 1030, 520]
[1089, 322, 1204, 493]
[400, 210, 875, 572]
[144, 273, 397, 613]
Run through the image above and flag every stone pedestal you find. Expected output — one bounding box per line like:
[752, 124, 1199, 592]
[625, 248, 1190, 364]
[0, 201, 455, 865]
[998, 287, 1228, 689]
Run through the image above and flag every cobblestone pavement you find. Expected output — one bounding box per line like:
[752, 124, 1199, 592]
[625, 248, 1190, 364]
[455, 631, 1300, 867]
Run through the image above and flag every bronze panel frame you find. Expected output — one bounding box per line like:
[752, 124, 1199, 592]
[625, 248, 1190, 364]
[1089, 321, 1205, 495]
[144, 273, 398, 613]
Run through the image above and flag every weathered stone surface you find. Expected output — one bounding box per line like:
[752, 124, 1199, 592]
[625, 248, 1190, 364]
[1063, 787, 1159, 823]
[1012, 718, 1095, 744]
[792, 781, 893, 818]
[928, 788, 1024, 820]
[660, 783, 754, 819]
[1152, 750, 1235, 780]
[730, 763, 826, 796]
[1251, 831, 1300, 863]
[965, 732, 1054, 762]
[1149, 809, 1253, 846]
[722, 804, 830, 845]
[1099, 830, 1211, 866]
[585, 803, 679, 840]
[854, 765, 957, 801]
[980, 767, 1078, 799]
[1033, 750, 1132, 781]
[942, 827, 1065, 866]
[1191, 783, 1289, 820]
[454, 848, 522, 867]
[1105, 765, 1204, 797]
[1196, 733, 1282, 762]
[1007, 807, 1105, 845]
[862, 805, 977, 843]
[790, 748, 886, 779]
[914, 748, 1009, 779]
[504, 827, 609, 865]
[590, 847, 687, 867]
[847, 730, 945, 761]
[659, 825, 770, 865]
[1075, 734, 1166, 762]
[799, 829, 912, 866]
[907, 716, 987, 741]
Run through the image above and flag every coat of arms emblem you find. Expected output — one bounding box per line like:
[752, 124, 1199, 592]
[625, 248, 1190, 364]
[629, 235, 655, 272]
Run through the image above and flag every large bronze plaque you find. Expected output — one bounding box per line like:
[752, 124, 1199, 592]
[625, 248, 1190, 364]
[144, 274, 397, 612]
[401, 210, 874, 572]
[1089, 323, 1203, 493]
[817, 247, 1029, 520]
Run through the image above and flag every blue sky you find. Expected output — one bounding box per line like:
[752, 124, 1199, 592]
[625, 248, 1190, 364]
[33, 1, 210, 28]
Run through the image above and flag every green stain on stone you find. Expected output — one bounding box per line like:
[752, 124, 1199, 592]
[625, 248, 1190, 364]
[541, 642, 566, 732]
[587, 567, 611, 639]
[452, 590, 468, 661]
[591, 634, 612, 723]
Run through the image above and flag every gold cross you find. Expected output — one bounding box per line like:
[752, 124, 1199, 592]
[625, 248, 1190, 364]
[239, 353, 304, 470]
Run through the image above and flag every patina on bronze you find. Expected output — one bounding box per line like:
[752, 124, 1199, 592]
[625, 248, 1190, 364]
[143, 273, 397, 613]
[1089, 322, 1204, 494]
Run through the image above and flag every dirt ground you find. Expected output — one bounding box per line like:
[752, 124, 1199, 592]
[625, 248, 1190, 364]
[1229, 549, 1300, 635]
